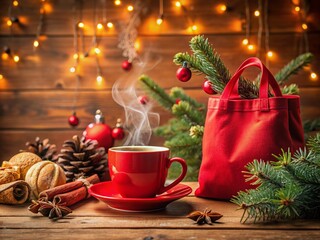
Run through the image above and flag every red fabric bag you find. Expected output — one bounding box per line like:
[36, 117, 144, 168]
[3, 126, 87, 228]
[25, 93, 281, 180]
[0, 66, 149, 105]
[195, 57, 304, 199]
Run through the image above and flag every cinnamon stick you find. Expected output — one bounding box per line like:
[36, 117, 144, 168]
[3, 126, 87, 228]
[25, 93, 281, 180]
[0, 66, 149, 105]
[39, 174, 100, 206]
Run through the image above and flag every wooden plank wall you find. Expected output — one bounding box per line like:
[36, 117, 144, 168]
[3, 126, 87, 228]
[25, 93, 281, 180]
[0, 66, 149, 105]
[0, 0, 319, 163]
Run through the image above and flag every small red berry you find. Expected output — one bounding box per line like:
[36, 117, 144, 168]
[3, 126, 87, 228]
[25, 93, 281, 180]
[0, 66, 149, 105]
[175, 98, 181, 104]
[138, 95, 148, 105]
[202, 80, 216, 95]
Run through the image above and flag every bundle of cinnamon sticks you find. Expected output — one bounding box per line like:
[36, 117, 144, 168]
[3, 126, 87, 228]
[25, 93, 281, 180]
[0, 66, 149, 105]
[28, 174, 100, 219]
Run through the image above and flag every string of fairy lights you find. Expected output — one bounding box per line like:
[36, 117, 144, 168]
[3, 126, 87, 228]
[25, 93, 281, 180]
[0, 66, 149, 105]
[0, 0, 318, 83]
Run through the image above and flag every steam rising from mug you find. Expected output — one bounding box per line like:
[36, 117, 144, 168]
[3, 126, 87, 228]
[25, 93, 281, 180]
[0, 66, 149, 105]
[112, 55, 161, 146]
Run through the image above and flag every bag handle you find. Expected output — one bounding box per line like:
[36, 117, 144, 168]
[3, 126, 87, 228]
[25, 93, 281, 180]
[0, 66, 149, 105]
[220, 57, 282, 110]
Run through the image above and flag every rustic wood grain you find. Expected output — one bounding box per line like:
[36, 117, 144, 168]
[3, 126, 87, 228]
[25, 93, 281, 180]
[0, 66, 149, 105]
[0, 34, 319, 90]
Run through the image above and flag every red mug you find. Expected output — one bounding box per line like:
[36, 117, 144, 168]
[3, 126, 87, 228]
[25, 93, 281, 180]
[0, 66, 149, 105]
[108, 146, 187, 198]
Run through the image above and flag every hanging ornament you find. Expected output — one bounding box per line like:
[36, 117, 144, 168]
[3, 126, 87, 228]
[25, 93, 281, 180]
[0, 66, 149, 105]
[202, 80, 216, 95]
[138, 95, 148, 105]
[175, 98, 181, 104]
[112, 118, 125, 140]
[83, 110, 114, 151]
[68, 112, 80, 127]
[176, 61, 192, 82]
[122, 59, 132, 71]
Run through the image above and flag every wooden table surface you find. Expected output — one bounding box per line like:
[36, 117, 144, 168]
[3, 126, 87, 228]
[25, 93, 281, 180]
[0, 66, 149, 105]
[0, 182, 319, 240]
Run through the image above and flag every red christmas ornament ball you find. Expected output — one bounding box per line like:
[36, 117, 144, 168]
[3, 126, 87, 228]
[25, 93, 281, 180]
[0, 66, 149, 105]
[138, 95, 148, 105]
[202, 80, 216, 95]
[176, 62, 192, 82]
[112, 127, 125, 140]
[83, 123, 114, 150]
[68, 113, 80, 127]
[175, 98, 181, 104]
[122, 60, 132, 71]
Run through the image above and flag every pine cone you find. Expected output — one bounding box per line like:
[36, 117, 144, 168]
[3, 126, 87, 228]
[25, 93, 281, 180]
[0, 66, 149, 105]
[21, 137, 58, 162]
[57, 135, 108, 182]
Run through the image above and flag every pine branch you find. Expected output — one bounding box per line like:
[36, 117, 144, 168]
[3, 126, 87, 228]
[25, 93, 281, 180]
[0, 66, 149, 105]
[281, 84, 299, 95]
[275, 53, 313, 85]
[232, 134, 320, 223]
[170, 87, 205, 110]
[139, 75, 176, 110]
[172, 101, 205, 125]
[303, 118, 320, 133]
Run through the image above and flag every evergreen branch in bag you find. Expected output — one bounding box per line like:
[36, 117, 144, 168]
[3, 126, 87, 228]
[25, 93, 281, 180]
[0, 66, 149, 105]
[274, 53, 313, 85]
[231, 134, 320, 223]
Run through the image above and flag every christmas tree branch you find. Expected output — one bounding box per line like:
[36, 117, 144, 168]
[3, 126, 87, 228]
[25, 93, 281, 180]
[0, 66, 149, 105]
[139, 75, 176, 110]
[170, 87, 205, 110]
[275, 52, 313, 85]
[172, 101, 205, 126]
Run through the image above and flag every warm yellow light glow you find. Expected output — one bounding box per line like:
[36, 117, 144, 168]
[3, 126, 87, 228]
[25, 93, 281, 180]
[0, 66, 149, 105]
[219, 4, 227, 12]
[114, 0, 121, 6]
[254, 10, 260, 17]
[175, 1, 182, 8]
[13, 0, 19, 7]
[267, 51, 273, 58]
[247, 44, 255, 51]
[69, 67, 76, 73]
[294, 6, 300, 12]
[33, 40, 39, 48]
[13, 55, 20, 62]
[0, 74, 3, 80]
[107, 22, 113, 28]
[96, 75, 103, 83]
[43, 3, 53, 13]
[191, 25, 198, 31]
[7, 19, 12, 26]
[94, 47, 101, 55]
[97, 23, 103, 30]
[127, 5, 134, 11]
[310, 72, 318, 80]
[134, 40, 140, 50]
[156, 18, 163, 25]
[2, 53, 9, 60]
[301, 23, 308, 30]
[73, 53, 79, 59]
[242, 38, 249, 45]
[78, 22, 84, 28]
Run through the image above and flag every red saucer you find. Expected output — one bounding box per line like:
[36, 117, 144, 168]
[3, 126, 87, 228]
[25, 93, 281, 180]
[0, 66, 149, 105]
[88, 181, 192, 212]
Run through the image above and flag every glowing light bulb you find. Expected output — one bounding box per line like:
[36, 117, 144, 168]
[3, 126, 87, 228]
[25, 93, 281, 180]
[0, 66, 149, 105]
[247, 44, 254, 51]
[94, 47, 101, 55]
[73, 53, 79, 59]
[97, 23, 103, 30]
[254, 10, 260, 17]
[114, 0, 121, 6]
[13, 0, 19, 7]
[156, 17, 163, 25]
[0, 74, 3, 80]
[301, 23, 308, 30]
[107, 22, 113, 28]
[295, 6, 300, 12]
[127, 5, 134, 11]
[191, 25, 198, 31]
[310, 72, 317, 80]
[33, 40, 39, 48]
[13, 55, 20, 62]
[7, 19, 12, 26]
[69, 67, 76, 73]
[96, 75, 103, 83]
[219, 4, 227, 12]
[175, 1, 182, 8]
[78, 22, 84, 28]
[267, 51, 273, 58]
[242, 38, 249, 45]
[134, 40, 140, 50]
[2, 53, 9, 60]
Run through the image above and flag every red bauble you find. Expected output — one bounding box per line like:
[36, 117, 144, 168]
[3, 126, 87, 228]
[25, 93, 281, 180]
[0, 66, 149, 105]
[83, 110, 114, 150]
[68, 112, 80, 127]
[112, 127, 125, 140]
[176, 62, 192, 82]
[138, 95, 148, 105]
[175, 98, 181, 104]
[202, 80, 217, 95]
[122, 60, 132, 71]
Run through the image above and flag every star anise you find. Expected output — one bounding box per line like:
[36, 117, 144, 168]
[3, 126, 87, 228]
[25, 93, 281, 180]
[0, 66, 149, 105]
[187, 209, 223, 225]
[28, 197, 72, 219]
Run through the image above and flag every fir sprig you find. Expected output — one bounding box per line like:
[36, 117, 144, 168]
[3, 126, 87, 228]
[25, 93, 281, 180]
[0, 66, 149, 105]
[275, 53, 313, 85]
[232, 134, 320, 223]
